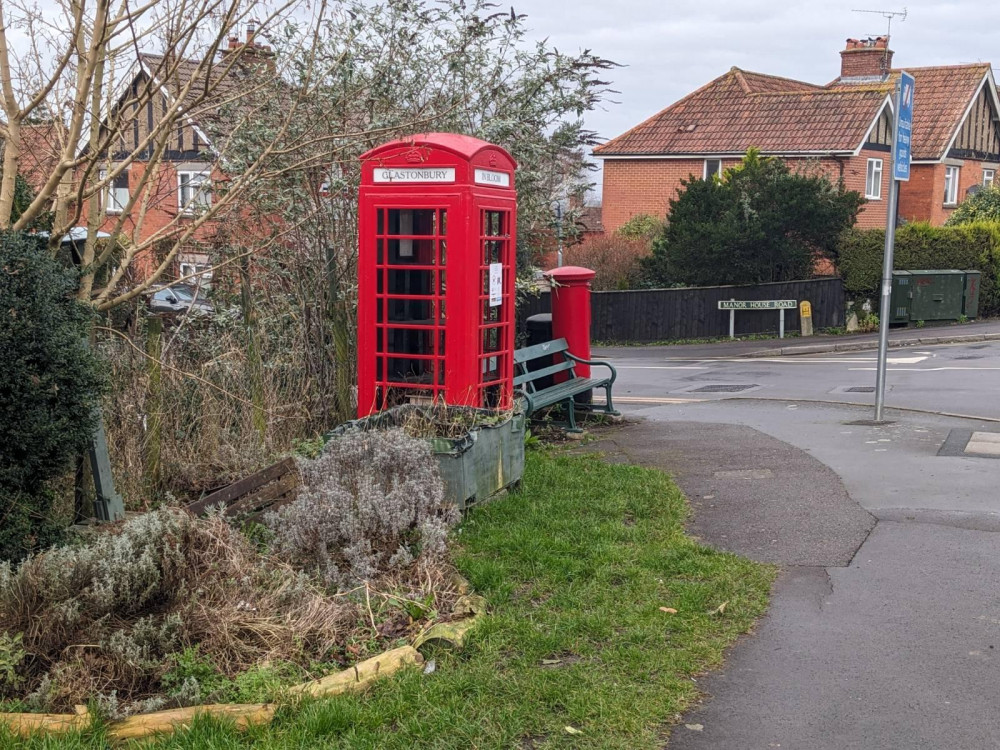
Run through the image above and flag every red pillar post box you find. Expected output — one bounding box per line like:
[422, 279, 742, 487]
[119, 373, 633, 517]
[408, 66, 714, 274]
[544, 266, 595, 395]
[356, 133, 518, 417]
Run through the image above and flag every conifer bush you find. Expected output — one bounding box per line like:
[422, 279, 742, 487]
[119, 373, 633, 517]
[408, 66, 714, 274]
[0, 231, 104, 561]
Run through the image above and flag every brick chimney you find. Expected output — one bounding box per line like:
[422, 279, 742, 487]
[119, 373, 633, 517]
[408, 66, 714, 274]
[219, 21, 274, 72]
[840, 36, 893, 81]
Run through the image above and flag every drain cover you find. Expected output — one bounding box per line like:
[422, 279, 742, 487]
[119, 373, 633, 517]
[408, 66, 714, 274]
[845, 386, 876, 393]
[691, 384, 759, 393]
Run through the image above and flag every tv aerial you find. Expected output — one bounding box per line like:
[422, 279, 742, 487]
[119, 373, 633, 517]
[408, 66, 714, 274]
[852, 7, 908, 40]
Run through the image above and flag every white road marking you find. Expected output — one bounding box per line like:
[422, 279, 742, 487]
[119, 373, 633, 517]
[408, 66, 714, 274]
[616, 396, 706, 404]
[849, 367, 1000, 372]
[615, 366, 708, 370]
[641, 356, 929, 365]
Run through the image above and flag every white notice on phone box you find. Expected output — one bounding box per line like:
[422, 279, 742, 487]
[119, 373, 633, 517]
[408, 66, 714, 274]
[489, 263, 503, 306]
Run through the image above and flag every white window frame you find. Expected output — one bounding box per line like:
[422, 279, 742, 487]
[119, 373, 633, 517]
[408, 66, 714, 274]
[865, 158, 883, 200]
[179, 261, 213, 289]
[99, 168, 130, 214]
[177, 170, 211, 214]
[703, 159, 723, 180]
[984, 169, 996, 188]
[944, 166, 960, 205]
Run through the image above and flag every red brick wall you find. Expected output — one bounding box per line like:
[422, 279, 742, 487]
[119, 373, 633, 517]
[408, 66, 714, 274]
[840, 150, 890, 229]
[601, 152, 890, 233]
[600, 158, 728, 233]
[97, 161, 229, 280]
[898, 160, 998, 226]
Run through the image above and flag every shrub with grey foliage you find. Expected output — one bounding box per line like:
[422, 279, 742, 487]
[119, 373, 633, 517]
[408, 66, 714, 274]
[266, 428, 457, 586]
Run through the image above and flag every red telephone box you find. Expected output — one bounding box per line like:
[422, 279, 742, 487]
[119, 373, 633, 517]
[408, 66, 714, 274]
[357, 133, 518, 417]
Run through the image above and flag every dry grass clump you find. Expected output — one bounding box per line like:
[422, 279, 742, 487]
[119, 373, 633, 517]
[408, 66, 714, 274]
[348, 404, 515, 440]
[0, 509, 352, 713]
[266, 428, 459, 587]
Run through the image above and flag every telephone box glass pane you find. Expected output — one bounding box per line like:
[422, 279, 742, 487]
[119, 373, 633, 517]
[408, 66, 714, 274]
[388, 209, 436, 235]
[388, 357, 433, 383]
[388, 299, 432, 323]
[388, 269, 434, 295]
[385, 328, 433, 354]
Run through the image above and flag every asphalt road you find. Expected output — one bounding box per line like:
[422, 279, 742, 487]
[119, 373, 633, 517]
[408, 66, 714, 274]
[597, 338, 1000, 421]
[584, 339, 1000, 748]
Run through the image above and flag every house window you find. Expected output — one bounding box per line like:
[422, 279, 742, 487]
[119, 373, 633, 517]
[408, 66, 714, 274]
[703, 159, 723, 180]
[179, 262, 213, 288]
[985, 169, 996, 188]
[944, 166, 960, 205]
[865, 158, 883, 200]
[178, 170, 211, 213]
[100, 168, 130, 214]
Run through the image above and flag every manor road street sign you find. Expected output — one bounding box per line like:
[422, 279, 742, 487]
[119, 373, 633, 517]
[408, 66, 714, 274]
[718, 299, 796, 310]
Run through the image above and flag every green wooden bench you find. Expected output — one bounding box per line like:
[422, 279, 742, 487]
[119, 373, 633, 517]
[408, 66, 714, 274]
[513, 338, 619, 431]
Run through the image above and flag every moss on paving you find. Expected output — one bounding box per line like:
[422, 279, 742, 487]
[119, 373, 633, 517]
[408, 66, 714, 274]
[1, 451, 775, 749]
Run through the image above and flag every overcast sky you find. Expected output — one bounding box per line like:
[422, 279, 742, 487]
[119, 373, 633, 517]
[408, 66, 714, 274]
[516, 0, 1000, 149]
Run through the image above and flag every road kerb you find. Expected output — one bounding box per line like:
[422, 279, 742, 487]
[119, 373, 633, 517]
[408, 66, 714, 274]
[745, 332, 998, 358]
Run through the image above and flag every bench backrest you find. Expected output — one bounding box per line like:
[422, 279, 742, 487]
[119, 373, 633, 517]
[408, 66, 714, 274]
[186, 456, 299, 522]
[513, 337, 577, 392]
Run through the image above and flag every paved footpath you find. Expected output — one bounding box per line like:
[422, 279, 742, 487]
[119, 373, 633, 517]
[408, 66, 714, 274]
[585, 399, 1000, 749]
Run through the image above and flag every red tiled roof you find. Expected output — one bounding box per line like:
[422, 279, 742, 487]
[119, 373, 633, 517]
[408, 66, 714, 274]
[829, 64, 991, 160]
[595, 68, 888, 156]
[597, 62, 993, 162]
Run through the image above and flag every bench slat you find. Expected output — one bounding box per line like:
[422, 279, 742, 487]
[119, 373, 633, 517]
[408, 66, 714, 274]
[514, 359, 576, 386]
[513, 337, 569, 363]
[529, 378, 604, 408]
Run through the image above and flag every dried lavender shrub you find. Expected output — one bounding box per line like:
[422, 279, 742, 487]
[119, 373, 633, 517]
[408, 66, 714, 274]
[266, 428, 458, 587]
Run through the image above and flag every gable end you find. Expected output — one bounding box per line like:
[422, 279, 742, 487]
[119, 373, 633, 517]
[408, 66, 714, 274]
[947, 77, 1000, 162]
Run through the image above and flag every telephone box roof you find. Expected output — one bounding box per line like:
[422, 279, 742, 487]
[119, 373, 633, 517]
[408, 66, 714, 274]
[361, 132, 517, 166]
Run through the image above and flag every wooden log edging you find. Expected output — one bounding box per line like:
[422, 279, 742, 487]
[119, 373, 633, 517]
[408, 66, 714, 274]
[0, 580, 489, 742]
[0, 646, 422, 741]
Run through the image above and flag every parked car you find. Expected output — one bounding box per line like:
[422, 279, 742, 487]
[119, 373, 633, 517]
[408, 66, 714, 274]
[147, 284, 214, 316]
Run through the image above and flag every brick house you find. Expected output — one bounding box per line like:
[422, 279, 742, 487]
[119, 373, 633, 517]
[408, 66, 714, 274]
[92, 28, 275, 284]
[595, 37, 1000, 233]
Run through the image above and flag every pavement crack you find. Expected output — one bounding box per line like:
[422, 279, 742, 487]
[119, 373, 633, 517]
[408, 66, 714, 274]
[844, 519, 879, 568]
[874, 508, 1000, 533]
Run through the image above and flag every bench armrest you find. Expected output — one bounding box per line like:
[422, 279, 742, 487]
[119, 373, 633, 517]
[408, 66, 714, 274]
[562, 351, 617, 384]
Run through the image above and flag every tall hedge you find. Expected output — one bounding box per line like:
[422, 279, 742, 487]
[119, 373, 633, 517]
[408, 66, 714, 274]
[837, 221, 1000, 316]
[0, 231, 105, 561]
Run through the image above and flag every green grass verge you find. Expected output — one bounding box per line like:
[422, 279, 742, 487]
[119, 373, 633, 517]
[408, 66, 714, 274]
[0, 451, 774, 750]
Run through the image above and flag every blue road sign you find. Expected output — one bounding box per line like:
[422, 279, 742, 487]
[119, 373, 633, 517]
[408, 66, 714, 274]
[893, 71, 914, 181]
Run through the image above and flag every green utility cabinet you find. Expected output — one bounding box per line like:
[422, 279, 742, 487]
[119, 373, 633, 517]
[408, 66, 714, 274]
[963, 270, 981, 319]
[908, 270, 966, 322]
[889, 271, 912, 324]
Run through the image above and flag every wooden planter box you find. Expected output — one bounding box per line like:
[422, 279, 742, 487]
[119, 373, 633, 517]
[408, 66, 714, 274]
[325, 406, 525, 511]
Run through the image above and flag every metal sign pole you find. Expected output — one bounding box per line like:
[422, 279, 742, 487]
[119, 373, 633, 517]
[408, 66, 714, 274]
[875, 71, 913, 422]
[874, 179, 899, 422]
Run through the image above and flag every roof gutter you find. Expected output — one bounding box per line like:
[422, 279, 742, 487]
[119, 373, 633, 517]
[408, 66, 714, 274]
[594, 151, 857, 160]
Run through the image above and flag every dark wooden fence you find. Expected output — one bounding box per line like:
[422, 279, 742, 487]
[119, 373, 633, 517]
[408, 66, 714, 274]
[518, 277, 845, 343]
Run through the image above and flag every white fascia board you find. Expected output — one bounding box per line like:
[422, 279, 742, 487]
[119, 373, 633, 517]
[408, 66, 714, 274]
[853, 94, 895, 156]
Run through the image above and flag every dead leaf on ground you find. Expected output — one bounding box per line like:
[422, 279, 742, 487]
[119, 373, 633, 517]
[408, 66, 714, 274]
[659, 607, 678, 614]
[712, 601, 729, 615]
[564, 726, 583, 735]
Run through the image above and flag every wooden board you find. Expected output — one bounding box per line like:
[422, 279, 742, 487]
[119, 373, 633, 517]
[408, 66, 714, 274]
[186, 456, 299, 518]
